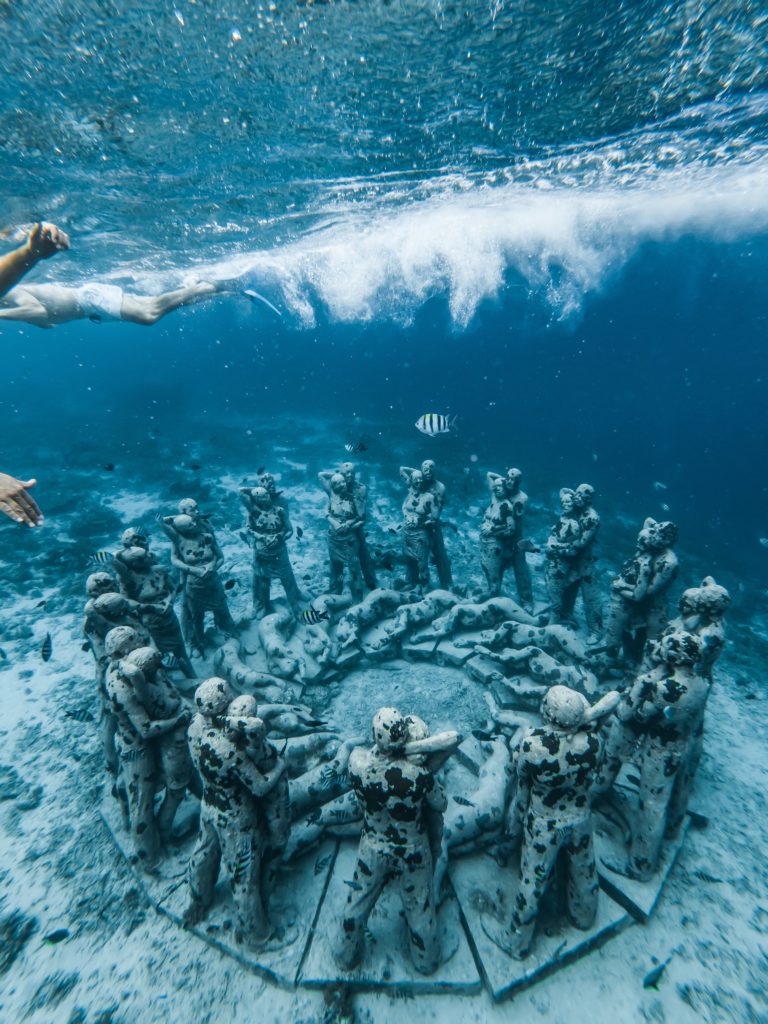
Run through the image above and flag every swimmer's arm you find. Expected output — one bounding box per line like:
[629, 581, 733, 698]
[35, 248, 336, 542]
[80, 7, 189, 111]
[0, 222, 70, 297]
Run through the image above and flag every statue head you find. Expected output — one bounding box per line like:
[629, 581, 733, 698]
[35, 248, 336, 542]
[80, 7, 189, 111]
[506, 467, 522, 493]
[541, 685, 590, 731]
[372, 706, 408, 753]
[93, 592, 131, 619]
[648, 520, 678, 551]
[125, 645, 162, 675]
[258, 472, 276, 494]
[330, 472, 347, 495]
[194, 677, 234, 718]
[121, 527, 148, 549]
[340, 462, 356, 484]
[121, 546, 151, 570]
[178, 498, 199, 517]
[225, 695, 266, 743]
[409, 469, 425, 491]
[657, 629, 702, 666]
[697, 576, 730, 617]
[172, 513, 197, 535]
[559, 487, 576, 514]
[421, 460, 436, 481]
[86, 571, 116, 598]
[251, 486, 271, 509]
[104, 625, 142, 661]
[491, 476, 507, 499]
[574, 483, 594, 509]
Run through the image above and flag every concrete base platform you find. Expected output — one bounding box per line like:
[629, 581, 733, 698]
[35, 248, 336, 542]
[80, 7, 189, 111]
[401, 638, 439, 661]
[100, 794, 338, 988]
[450, 853, 631, 1002]
[299, 841, 482, 994]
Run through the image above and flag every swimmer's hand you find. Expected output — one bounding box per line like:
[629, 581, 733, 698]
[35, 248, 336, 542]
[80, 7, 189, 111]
[0, 473, 43, 527]
[26, 222, 70, 260]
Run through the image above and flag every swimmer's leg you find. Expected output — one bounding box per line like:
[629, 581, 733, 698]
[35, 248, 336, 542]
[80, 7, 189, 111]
[120, 282, 218, 325]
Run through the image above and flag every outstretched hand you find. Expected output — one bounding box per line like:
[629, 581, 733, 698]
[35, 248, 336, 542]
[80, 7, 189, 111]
[0, 473, 43, 527]
[26, 222, 70, 260]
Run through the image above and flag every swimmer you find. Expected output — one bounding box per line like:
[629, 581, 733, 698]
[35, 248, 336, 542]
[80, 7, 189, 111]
[0, 278, 222, 328]
[0, 221, 70, 297]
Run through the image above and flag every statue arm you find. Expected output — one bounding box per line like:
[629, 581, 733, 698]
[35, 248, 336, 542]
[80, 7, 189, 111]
[646, 552, 679, 596]
[318, 471, 334, 494]
[399, 467, 416, 485]
[234, 749, 284, 796]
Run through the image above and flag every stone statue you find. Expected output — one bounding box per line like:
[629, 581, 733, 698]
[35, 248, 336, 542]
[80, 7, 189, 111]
[119, 525, 149, 551]
[334, 589, 410, 649]
[112, 545, 194, 678]
[480, 471, 533, 611]
[602, 519, 679, 664]
[658, 575, 729, 680]
[596, 631, 708, 879]
[240, 485, 302, 618]
[544, 488, 582, 624]
[124, 646, 197, 834]
[377, 589, 458, 644]
[184, 679, 288, 947]
[456, 619, 588, 663]
[318, 471, 365, 601]
[104, 626, 190, 870]
[339, 462, 378, 591]
[484, 686, 619, 959]
[163, 511, 237, 654]
[411, 595, 540, 643]
[334, 708, 451, 974]
[400, 469, 439, 594]
[570, 484, 603, 637]
[83, 573, 125, 776]
[400, 461, 452, 588]
[475, 644, 599, 695]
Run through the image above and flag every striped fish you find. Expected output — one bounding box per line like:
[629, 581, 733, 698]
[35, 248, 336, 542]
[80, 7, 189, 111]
[41, 633, 52, 662]
[415, 413, 457, 436]
[89, 550, 114, 565]
[301, 607, 329, 626]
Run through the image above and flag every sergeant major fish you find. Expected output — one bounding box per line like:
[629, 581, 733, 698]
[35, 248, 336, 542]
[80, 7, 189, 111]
[302, 608, 330, 626]
[415, 413, 457, 437]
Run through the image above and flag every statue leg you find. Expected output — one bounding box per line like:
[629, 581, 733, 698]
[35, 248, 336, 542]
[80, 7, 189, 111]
[431, 525, 452, 589]
[508, 822, 561, 958]
[276, 547, 302, 611]
[564, 824, 599, 930]
[628, 740, 681, 880]
[603, 593, 630, 655]
[328, 545, 345, 595]
[580, 569, 604, 635]
[253, 565, 272, 619]
[183, 814, 221, 926]
[182, 594, 205, 653]
[480, 540, 503, 596]
[645, 594, 669, 642]
[357, 531, 379, 590]
[593, 718, 637, 797]
[665, 727, 702, 837]
[152, 608, 196, 677]
[334, 841, 390, 970]
[399, 849, 440, 974]
[120, 743, 161, 869]
[511, 547, 533, 611]
[221, 825, 270, 945]
[156, 725, 194, 841]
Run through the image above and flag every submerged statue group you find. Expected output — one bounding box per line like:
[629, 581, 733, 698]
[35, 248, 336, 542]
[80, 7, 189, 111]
[82, 457, 729, 970]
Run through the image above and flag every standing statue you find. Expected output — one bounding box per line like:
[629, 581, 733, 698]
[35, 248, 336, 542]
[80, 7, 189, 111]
[240, 485, 302, 618]
[334, 708, 449, 974]
[112, 546, 194, 678]
[658, 575, 729, 680]
[544, 488, 582, 624]
[597, 631, 708, 879]
[339, 462, 378, 590]
[184, 679, 288, 946]
[400, 469, 439, 594]
[104, 626, 189, 870]
[570, 484, 603, 638]
[163, 510, 237, 653]
[83, 572, 122, 774]
[480, 470, 533, 611]
[401, 461, 452, 588]
[318, 471, 365, 601]
[603, 519, 679, 664]
[485, 686, 618, 960]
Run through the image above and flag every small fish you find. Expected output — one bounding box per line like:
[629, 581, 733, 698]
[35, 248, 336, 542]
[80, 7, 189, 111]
[653, 481, 668, 491]
[41, 633, 52, 662]
[35, 599, 47, 609]
[759, 538, 768, 548]
[687, 810, 709, 829]
[660, 503, 670, 513]
[103, 463, 115, 472]
[232, 838, 252, 884]
[81, 641, 91, 653]
[343, 879, 363, 891]
[161, 653, 181, 670]
[238, 530, 253, 547]
[295, 526, 304, 540]
[43, 929, 70, 945]
[319, 764, 339, 789]
[642, 956, 671, 990]
[123, 747, 145, 762]
[0, 647, 7, 660]
[224, 579, 237, 591]
[305, 809, 322, 826]
[452, 795, 475, 807]
[89, 551, 114, 565]
[344, 440, 368, 454]
[591, 452, 598, 462]
[626, 774, 641, 787]
[415, 413, 457, 436]
[313, 854, 332, 876]
[65, 708, 95, 724]
[188, 461, 202, 471]
[386, 526, 401, 534]
[256, 466, 266, 475]
[516, 538, 540, 553]
[302, 608, 330, 626]
[692, 869, 722, 883]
